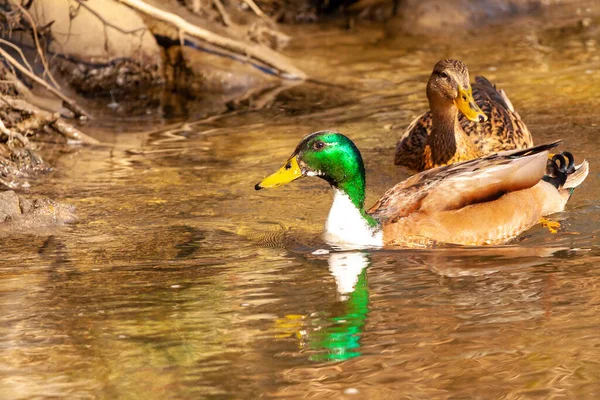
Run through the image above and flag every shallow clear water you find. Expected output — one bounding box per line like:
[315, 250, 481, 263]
[3, 7, 600, 399]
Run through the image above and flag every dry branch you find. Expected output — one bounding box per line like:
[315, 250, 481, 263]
[0, 95, 99, 145]
[8, 0, 62, 90]
[117, 0, 306, 80]
[0, 46, 91, 118]
[212, 0, 232, 27]
[242, 0, 274, 24]
[0, 38, 35, 75]
[73, 0, 148, 36]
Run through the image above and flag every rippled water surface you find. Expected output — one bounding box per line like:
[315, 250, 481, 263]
[3, 6, 600, 399]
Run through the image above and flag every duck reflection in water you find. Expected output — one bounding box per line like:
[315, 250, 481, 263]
[274, 244, 573, 362]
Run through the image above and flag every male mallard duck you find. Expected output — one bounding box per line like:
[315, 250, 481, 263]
[395, 59, 534, 171]
[256, 131, 587, 248]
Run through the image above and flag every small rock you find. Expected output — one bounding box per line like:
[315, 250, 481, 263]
[0, 190, 22, 221]
[0, 191, 76, 235]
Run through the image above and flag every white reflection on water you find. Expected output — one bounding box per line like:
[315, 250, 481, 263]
[328, 251, 370, 299]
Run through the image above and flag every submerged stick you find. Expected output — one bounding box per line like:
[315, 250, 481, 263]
[117, 0, 305, 80]
[51, 120, 99, 145]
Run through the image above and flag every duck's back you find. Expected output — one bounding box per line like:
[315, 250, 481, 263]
[375, 142, 585, 246]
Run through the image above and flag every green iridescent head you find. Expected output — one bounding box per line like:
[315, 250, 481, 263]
[255, 131, 368, 209]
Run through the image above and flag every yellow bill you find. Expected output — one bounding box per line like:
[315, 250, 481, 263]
[255, 156, 303, 190]
[454, 86, 488, 123]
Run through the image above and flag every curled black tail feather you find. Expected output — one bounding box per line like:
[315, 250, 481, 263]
[543, 151, 575, 188]
[563, 152, 575, 174]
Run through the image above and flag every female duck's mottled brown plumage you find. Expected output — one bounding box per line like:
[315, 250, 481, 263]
[395, 59, 534, 171]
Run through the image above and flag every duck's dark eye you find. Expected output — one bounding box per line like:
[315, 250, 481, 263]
[440, 71, 449, 79]
[313, 141, 325, 150]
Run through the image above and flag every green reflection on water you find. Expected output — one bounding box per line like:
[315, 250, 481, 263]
[309, 268, 369, 361]
[309, 257, 369, 362]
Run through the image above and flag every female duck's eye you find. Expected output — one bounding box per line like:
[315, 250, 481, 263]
[313, 141, 325, 150]
[440, 71, 449, 79]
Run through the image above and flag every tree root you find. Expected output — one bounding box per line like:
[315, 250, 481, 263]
[117, 0, 306, 80]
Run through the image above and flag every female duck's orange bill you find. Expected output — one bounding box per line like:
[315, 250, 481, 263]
[454, 86, 488, 123]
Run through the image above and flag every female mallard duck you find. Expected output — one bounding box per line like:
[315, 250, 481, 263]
[256, 131, 587, 248]
[395, 59, 534, 171]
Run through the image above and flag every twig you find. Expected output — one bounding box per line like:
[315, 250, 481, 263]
[8, 0, 62, 90]
[0, 47, 91, 118]
[0, 118, 30, 146]
[191, 0, 201, 13]
[73, 0, 148, 36]
[241, 0, 274, 24]
[72, 0, 149, 60]
[0, 38, 35, 75]
[0, 95, 38, 112]
[117, 0, 305, 80]
[1, 67, 59, 112]
[212, 0, 232, 27]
